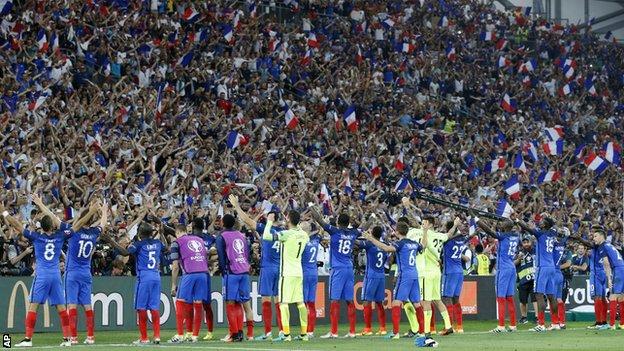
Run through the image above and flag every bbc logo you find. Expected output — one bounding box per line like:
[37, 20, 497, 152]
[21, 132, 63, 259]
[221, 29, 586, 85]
[2, 334, 10, 348]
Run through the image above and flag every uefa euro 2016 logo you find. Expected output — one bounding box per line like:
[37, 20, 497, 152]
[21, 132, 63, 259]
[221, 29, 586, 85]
[233, 238, 244, 255]
[187, 240, 203, 253]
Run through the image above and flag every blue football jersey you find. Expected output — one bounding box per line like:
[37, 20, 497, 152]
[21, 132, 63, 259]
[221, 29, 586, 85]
[597, 242, 624, 268]
[362, 240, 387, 279]
[589, 249, 606, 277]
[534, 229, 556, 268]
[393, 238, 422, 280]
[256, 223, 281, 269]
[200, 233, 216, 250]
[324, 224, 360, 269]
[302, 234, 321, 274]
[66, 226, 102, 272]
[443, 236, 467, 274]
[128, 239, 164, 279]
[495, 232, 520, 271]
[24, 222, 72, 276]
[552, 237, 568, 267]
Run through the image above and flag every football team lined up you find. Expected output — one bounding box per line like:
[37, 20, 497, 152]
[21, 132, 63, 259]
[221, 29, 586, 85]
[0, 194, 623, 348]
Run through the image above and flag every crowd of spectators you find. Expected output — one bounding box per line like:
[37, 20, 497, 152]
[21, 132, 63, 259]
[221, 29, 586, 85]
[1, 0, 623, 277]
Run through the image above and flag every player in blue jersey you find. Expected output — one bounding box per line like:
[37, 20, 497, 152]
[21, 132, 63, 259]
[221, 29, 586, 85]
[301, 222, 321, 337]
[553, 232, 571, 329]
[586, 235, 609, 329]
[478, 219, 520, 332]
[441, 220, 472, 333]
[363, 221, 429, 343]
[516, 216, 559, 331]
[230, 195, 275, 340]
[311, 207, 361, 338]
[65, 201, 108, 345]
[105, 220, 167, 345]
[2, 195, 73, 347]
[572, 228, 624, 329]
[357, 226, 388, 336]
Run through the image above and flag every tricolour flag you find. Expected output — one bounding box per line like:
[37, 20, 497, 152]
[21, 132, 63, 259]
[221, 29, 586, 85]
[480, 31, 496, 41]
[513, 151, 527, 172]
[445, 45, 456, 61]
[525, 141, 539, 162]
[370, 158, 381, 178]
[604, 142, 621, 165]
[308, 32, 319, 48]
[0, 0, 12, 16]
[176, 51, 194, 67]
[343, 105, 358, 132]
[320, 183, 331, 203]
[559, 82, 575, 96]
[504, 175, 521, 196]
[28, 95, 47, 111]
[495, 38, 508, 50]
[402, 42, 415, 53]
[382, 18, 395, 28]
[394, 177, 412, 193]
[300, 49, 312, 65]
[342, 174, 353, 195]
[355, 45, 364, 65]
[223, 24, 234, 43]
[583, 152, 608, 175]
[36, 29, 48, 53]
[283, 103, 299, 130]
[542, 140, 564, 156]
[484, 157, 506, 173]
[469, 217, 478, 235]
[498, 56, 511, 68]
[520, 58, 537, 72]
[500, 93, 517, 112]
[545, 126, 564, 141]
[182, 7, 200, 22]
[574, 143, 586, 160]
[226, 130, 247, 149]
[395, 151, 405, 171]
[584, 75, 597, 96]
[496, 199, 514, 218]
[537, 169, 561, 184]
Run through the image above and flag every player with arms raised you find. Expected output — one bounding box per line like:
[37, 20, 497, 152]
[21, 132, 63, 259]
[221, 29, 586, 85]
[2, 195, 74, 347]
[264, 211, 311, 341]
[358, 225, 388, 336]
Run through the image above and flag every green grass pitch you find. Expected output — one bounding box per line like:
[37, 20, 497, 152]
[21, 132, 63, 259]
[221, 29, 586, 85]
[8, 321, 623, 350]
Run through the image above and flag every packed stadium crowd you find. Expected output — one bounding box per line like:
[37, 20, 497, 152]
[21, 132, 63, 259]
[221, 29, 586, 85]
[1, 0, 624, 347]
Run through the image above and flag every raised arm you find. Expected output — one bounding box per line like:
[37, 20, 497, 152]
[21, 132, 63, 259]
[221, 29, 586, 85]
[361, 230, 396, 253]
[72, 200, 99, 231]
[229, 195, 257, 229]
[0, 203, 25, 236]
[101, 231, 129, 256]
[32, 193, 62, 228]
[569, 233, 594, 248]
[310, 207, 329, 229]
[262, 213, 276, 241]
[476, 218, 496, 236]
[515, 218, 537, 236]
[446, 217, 463, 240]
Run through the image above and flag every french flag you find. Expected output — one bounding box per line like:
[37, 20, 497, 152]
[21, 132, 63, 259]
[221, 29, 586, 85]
[64, 206, 75, 221]
[192, 178, 201, 198]
[439, 16, 449, 27]
[355, 45, 364, 64]
[538, 169, 561, 184]
[498, 56, 511, 68]
[50, 32, 59, 54]
[343, 105, 358, 132]
[469, 217, 478, 235]
[520, 58, 537, 72]
[382, 18, 395, 28]
[182, 7, 200, 22]
[525, 141, 539, 162]
[155, 85, 163, 123]
[176, 51, 194, 67]
[283, 103, 299, 130]
[584, 152, 608, 175]
[446, 45, 456, 61]
[226, 130, 247, 149]
[495, 38, 508, 50]
[480, 31, 496, 41]
[542, 140, 564, 156]
[574, 143, 586, 160]
[545, 126, 564, 141]
[300, 49, 312, 65]
[504, 175, 521, 196]
[484, 157, 506, 173]
[584, 75, 597, 96]
[559, 82, 575, 96]
[0, 0, 12, 16]
[370, 158, 381, 178]
[356, 20, 367, 33]
[308, 32, 319, 48]
[248, 1, 257, 17]
[513, 151, 527, 172]
[496, 199, 514, 218]
[402, 42, 415, 53]
[28, 95, 47, 111]
[395, 151, 405, 171]
[320, 183, 332, 203]
[36, 29, 48, 53]
[394, 177, 412, 193]
[563, 65, 575, 79]
[604, 142, 621, 165]
[500, 93, 517, 112]
[223, 25, 234, 43]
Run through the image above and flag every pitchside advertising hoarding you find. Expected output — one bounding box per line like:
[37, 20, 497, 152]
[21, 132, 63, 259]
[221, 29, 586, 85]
[0, 276, 594, 332]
